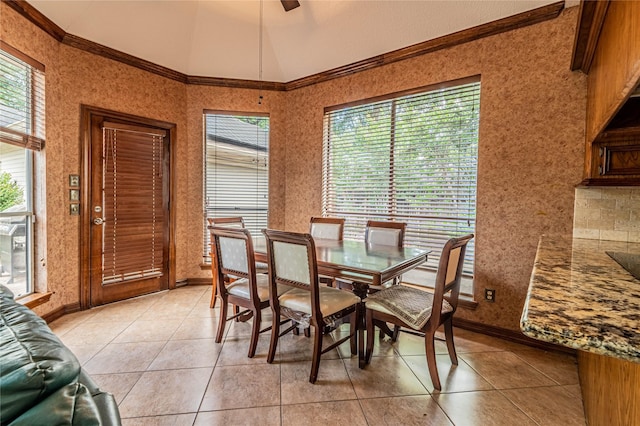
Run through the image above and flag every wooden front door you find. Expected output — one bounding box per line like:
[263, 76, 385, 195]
[83, 108, 173, 306]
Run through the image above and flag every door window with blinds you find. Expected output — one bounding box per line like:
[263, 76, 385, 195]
[203, 112, 269, 262]
[0, 44, 45, 297]
[101, 123, 165, 285]
[323, 78, 480, 292]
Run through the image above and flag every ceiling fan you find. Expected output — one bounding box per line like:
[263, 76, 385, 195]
[281, 0, 300, 12]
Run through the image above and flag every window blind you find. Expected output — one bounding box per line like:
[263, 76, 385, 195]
[102, 124, 165, 284]
[203, 112, 269, 262]
[0, 43, 45, 151]
[323, 80, 480, 276]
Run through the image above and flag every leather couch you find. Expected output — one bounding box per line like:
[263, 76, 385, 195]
[0, 285, 121, 425]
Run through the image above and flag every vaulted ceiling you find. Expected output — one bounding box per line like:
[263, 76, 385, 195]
[28, 0, 574, 83]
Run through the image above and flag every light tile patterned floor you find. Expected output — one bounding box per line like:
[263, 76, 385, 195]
[49, 286, 586, 425]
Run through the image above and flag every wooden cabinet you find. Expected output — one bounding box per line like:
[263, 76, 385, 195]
[572, 0, 640, 186]
[587, 127, 640, 185]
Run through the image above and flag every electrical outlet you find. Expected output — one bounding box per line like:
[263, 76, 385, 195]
[484, 288, 495, 302]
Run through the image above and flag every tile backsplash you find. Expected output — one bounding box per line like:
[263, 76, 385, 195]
[573, 187, 640, 242]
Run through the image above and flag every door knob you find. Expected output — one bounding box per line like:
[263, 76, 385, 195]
[93, 217, 105, 225]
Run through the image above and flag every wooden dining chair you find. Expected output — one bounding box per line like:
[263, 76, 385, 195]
[207, 216, 268, 308]
[362, 233, 474, 391]
[262, 229, 360, 383]
[210, 226, 284, 358]
[310, 216, 345, 288]
[207, 216, 245, 228]
[309, 216, 345, 241]
[365, 220, 406, 248]
[365, 220, 407, 289]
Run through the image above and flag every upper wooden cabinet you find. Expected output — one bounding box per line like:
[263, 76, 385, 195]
[572, 0, 640, 185]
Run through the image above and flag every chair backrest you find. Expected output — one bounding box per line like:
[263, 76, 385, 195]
[309, 217, 345, 241]
[431, 234, 474, 323]
[262, 229, 323, 317]
[210, 226, 259, 301]
[207, 216, 245, 228]
[365, 220, 406, 248]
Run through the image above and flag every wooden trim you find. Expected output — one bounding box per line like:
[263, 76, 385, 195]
[2, 0, 66, 42]
[188, 75, 286, 91]
[62, 34, 187, 84]
[41, 302, 81, 323]
[17, 291, 52, 309]
[287, 2, 564, 91]
[458, 298, 478, 310]
[79, 105, 177, 307]
[0, 40, 45, 71]
[8, 0, 563, 91]
[453, 317, 577, 355]
[186, 277, 212, 286]
[571, 0, 610, 73]
[579, 177, 640, 187]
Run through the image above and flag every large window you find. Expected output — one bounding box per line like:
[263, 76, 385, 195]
[323, 78, 480, 290]
[0, 44, 45, 297]
[203, 111, 269, 262]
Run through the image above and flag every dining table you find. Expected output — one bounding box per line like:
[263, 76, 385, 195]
[253, 236, 431, 366]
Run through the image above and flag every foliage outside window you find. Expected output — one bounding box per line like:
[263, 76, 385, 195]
[202, 112, 269, 262]
[0, 44, 45, 297]
[322, 79, 480, 290]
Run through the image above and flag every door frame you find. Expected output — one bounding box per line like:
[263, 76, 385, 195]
[79, 105, 177, 309]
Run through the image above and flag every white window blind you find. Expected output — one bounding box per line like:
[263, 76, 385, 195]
[203, 112, 269, 262]
[0, 42, 45, 151]
[323, 80, 480, 276]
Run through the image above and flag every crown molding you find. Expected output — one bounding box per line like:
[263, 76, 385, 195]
[287, 1, 565, 90]
[3, 0, 65, 41]
[4, 0, 565, 92]
[187, 75, 286, 91]
[61, 34, 188, 84]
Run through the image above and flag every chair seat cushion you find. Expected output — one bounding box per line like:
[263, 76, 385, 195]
[365, 285, 453, 330]
[227, 274, 286, 302]
[279, 285, 360, 317]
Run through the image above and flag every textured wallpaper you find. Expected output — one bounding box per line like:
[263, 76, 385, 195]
[1, 4, 586, 331]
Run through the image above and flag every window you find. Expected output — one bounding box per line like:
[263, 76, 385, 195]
[323, 78, 480, 293]
[0, 43, 45, 297]
[203, 111, 269, 262]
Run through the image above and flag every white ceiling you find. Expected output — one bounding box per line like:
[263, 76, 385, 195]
[29, 0, 572, 82]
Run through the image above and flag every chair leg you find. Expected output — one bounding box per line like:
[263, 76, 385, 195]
[209, 284, 217, 309]
[392, 325, 401, 342]
[365, 309, 374, 365]
[425, 330, 441, 391]
[215, 299, 227, 343]
[267, 310, 280, 364]
[293, 323, 300, 335]
[304, 327, 311, 338]
[233, 304, 240, 322]
[349, 309, 357, 356]
[248, 309, 261, 358]
[309, 325, 323, 383]
[444, 318, 458, 365]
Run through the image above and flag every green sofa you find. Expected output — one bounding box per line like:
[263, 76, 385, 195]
[0, 285, 121, 425]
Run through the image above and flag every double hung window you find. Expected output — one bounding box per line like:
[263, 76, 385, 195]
[0, 43, 45, 297]
[202, 111, 269, 263]
[322, 78, 480, 291]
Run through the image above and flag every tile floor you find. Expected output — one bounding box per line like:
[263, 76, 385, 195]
[49, 286, 586, 425]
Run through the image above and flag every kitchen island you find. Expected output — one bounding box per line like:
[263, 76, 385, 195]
[521, 236, 640, 426]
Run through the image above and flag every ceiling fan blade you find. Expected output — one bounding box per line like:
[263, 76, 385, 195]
[281, 0, 300, 12]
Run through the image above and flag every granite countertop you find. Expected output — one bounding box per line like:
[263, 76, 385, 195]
[521, 235, 640, 362]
